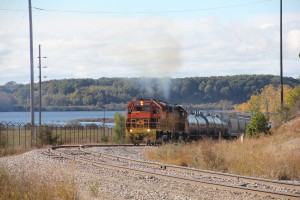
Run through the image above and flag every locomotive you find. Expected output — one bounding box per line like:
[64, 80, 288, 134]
[125, 99, 250, 145]
[125, 99, 187, 145]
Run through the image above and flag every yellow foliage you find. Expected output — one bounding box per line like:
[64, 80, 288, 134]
[234, 84, 294, 115]
[285, 85, 300, 111]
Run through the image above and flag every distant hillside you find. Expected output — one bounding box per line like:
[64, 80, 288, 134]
[0, 75, 299, 111]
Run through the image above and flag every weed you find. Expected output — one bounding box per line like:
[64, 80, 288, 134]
[89, 181, 100, 197]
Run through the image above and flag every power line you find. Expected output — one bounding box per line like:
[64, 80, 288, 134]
[0, 8, 27, 12]
[0, 0, 273, 14]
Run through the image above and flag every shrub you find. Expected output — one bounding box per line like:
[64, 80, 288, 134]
[101, 136, 109, 143]
[200, 139, 226, 171]
[37, 126, 61, 146]
[246, 111, 270, 137]
[113, 112, 126, 143]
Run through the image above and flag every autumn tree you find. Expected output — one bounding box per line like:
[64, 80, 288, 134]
[234, 84, 292, 116]
[285, 85, 300, 116]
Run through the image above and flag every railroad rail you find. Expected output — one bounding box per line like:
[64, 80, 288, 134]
[49, 145, 300, 200]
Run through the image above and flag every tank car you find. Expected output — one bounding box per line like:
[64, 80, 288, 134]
[186, 112, 250, 140]
[226, 113, 250, 138]
[125, 99, 187, 145]
[186, 113, 226, 139]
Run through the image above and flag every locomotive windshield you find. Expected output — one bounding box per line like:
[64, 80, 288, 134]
[133, 101, 151, 112]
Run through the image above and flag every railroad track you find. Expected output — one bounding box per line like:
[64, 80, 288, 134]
[49, 145, 300, 200]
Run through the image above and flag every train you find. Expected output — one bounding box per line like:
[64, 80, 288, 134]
[125, 99, 251, 145]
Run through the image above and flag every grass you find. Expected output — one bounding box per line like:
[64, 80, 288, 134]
[0, 125, 110, 199]
[145, 116, 300, 180]
[0, 138, 78, 199]
[0, 166, 78, 200]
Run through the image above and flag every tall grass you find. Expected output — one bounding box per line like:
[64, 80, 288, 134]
[0, 166, 78, 200]
[0, 134, 16, 157]
[1, 133, 78, 199]
[145, 117, 300, 180]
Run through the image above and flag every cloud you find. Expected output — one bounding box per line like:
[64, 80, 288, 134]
[0, 12, 300, 85]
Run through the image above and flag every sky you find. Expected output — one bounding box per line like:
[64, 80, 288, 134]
[0, 0, 299, 85]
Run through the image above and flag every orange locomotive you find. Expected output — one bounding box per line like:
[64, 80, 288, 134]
[125, 99, 187, 145]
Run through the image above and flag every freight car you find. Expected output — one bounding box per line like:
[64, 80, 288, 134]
[125, 99, 250, 145]
[187, 111, 250, 140]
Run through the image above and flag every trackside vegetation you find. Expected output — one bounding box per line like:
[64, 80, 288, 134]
[145, 117, 300, 180]
[0, 167, 77, 200]
[146, 84, 300, 181]
[113, 113, 126, 143]
[246, 111, 270, 137]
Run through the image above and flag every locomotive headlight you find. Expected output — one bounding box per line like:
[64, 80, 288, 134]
[147, 129, 150, 132]
[130, 129, 133, 133]
[141, 101, 143, 106]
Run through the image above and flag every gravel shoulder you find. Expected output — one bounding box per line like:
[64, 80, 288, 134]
[0, 147, 280, 200]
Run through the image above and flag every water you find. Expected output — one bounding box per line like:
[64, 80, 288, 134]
[0, 111, 125, 125]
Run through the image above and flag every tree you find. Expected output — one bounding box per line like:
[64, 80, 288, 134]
[113, 113, 126, 143]
[234, 84, 293, 115]
[285, 85, 300, 115]
[246, 111, 270, 137]
[0, 91, 15, 111]
[1, 75, 299, 111]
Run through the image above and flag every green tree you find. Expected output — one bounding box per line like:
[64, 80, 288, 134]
[1, 75, 300, 111]
[246, 111, 270, 137]
[113, 113, 126, 143]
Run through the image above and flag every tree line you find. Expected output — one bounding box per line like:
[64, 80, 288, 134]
[0, 75, 299, 111]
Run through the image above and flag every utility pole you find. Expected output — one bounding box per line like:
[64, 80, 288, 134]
[38, 44, 47, 125]
[28, 0, 35, 135]
[280, 0, 283, 106]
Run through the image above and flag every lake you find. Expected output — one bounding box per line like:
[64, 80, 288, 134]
[0, 111, 125, 125]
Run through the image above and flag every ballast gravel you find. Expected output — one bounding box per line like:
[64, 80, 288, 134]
[0, 147, 283, 200]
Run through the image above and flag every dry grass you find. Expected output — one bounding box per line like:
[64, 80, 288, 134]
[1, 134, 78, 199]
[145, 116, 300, 180]
[0, 166, 78, 200]
[0, 142, 34, 157]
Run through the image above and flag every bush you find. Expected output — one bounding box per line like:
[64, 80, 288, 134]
[200, 139, 226, 171]
[113, 113, 126, 143]
[37, 126, 61, 146]
[246, 111, 270, 137]
[101, 136, 109, 143]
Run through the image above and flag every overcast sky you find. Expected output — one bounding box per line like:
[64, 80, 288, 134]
[0, 0, 299, 85]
